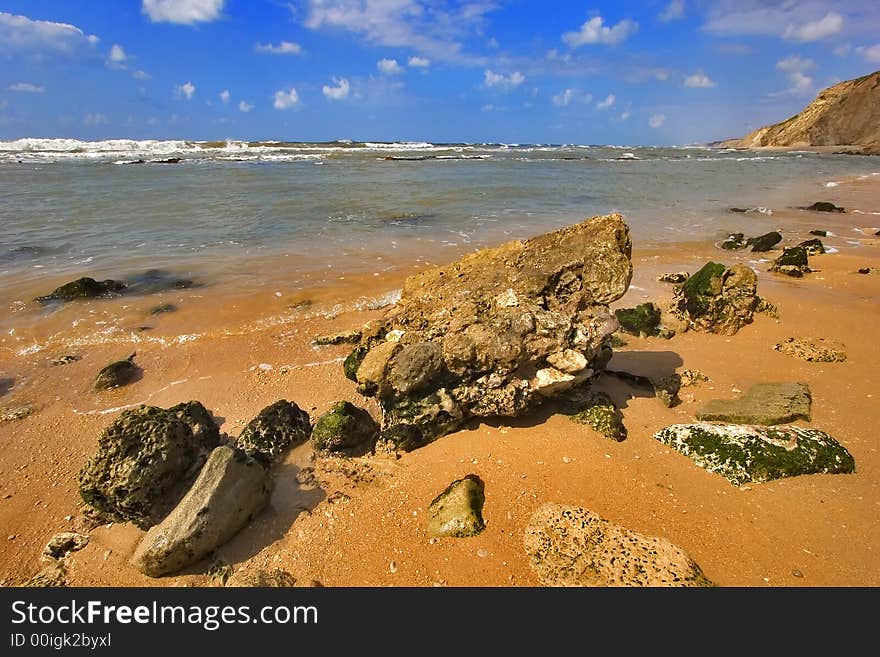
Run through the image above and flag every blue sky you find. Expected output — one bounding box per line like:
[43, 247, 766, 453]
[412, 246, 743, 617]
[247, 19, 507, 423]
[1, 0, 878, 144]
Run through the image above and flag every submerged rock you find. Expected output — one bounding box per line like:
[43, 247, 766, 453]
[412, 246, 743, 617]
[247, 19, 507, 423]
[809, 230, 828, 237]
[311, 401, 379, 454]
[654, 423, 855, 485]
[774, 337, 846, 363]
[426, 475, 486, 538]
[93, 354, 140, 391]
[125, 269, 198, 296]
[770, 246, 810, 277]
[36, 277, 126, 304]
[614, 302, 661, 337]
[524, 503, 712, 587]
[77, 402, 219, 525]
[149, 303, 177, 315]
[42, 532, 89, 562]
[798, 238, 826, 255]
[346, 214, 633, 448]
[314, 329, 362, 346]
[226, 568, 297, 587]
[747, 231, 782, 252]
[236, 400, 311, 464]
[720, 233, 748, 250]
[696, 382, 811, 425]
[563, 390, 627, 441]
[805, 201, 845, 213]
[669, 262, 760, 335]
[132, 446, 272, 577]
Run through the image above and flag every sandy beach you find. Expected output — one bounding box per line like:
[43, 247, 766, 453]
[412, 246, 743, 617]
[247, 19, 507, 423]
[1, 173, 879, 588]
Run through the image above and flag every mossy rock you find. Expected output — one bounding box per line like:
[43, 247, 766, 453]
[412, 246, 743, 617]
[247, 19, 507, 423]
[314, 329, 362, 346]
[680, 262, 726, 316]
[770, 247, 810, 277]
[236, 400, 311, 464]
[149, 303, 177, 315]
[380, 423, 429, 452]
[798, 238, 825, 256]
[168, 400, 221, 448]
[94, 354, 140, 391]
[746, 231, 782, 252]
[696, 382, 811, 425]
[565, 390, 627, 441]
[654, 423, 855, 485]
[311, 401, 379, 453]
[608, 334, 628, 348]
[614, 303, 661, 337]
[37, 277, 126, 303]
[427, 475, 486, 538]
[343, 344, 369, 383]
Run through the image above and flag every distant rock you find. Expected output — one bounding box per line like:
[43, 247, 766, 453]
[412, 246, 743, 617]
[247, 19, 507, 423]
[774, 337, 846, 363]
[37, 277, 126, 304]
[798, 238, 826, 255]
[524, 503, 712, 587]
[427, 475, 486, 538]
[311, 401, 379, 454]
[78, 402, 219, 525]
[669, 262, 760, 335]
[226, 568, 297, 587]
[720, 233, 748, 250]
[348, 214, 632, 449]
[809, 230, 828, 237]
[42, 532, 89, 562]
[614, 302, 661, 337]
[51, 355, 81, 366]
[770, 246, 810, 277]
[857, 267, 872, 274]
[654, 423, 855, 485]
[696, 382, 811, 425]
[93, 354, 140, 391]
[747, 231, 782, 252]
[314, 329, 362, 346]
[805, 202, 845, 213]
[236, 400, 311, 464]
[132, 446, 272, 577]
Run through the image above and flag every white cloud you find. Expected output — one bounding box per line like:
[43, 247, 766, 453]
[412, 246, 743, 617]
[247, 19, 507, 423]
[660, 1, 685, 22]
[142, 0, 224, 25]
[0, 11, 99, 55]
[377, 58, 404, 75]
[408, 56, 430, 68]
[563, 16, 638, 47]
[133, 70, 151, 80]
[273, 87, 301, 110]
[683, 71, 716, 88]
[239, 100, 253, 112]
[83, 112, 108, 126]
[552, 88, 592, 107]
[833, 43, 852, 57]
[858, 43, 880, 63]
[596, 93, 616, 110]
[649, 113, 666, 128]
[484, 70, 525, 91]
[220, 89, 230, 104]
[322, 77, 351, 101]
[783, 11, 843, 42]
[786, 71, 814, 94]
[776, 55, 815, 73]
[254, 41, 302, 55]
[109, 44, 128, 63]
[176, 81, 196, 100]
[481, 104, 495, 112]
[9, 82, 44, 93]
[773, 55, 815, 96]
[619, 109, 631, 121]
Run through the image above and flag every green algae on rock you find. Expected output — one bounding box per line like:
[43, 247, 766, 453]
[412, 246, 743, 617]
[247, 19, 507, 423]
[653, 423, 855, 485]
[770, 246, 810, 277]
[670, 262, 760, 335]
[798, 238, 826, 256]
[696, 382, 812, 425]
[614, 302, 661, 337]
[774, 337, 846, 363]
[36, 277, 126, 303]
[236, 400, 311, 464]
[524, 503, 713, 587]
[564, 390, 627, 441]
[311, 401, 379, 454]
[93, 354, 140, 391]
[427, 475, 486, 538]
[314, 329, 362, 346]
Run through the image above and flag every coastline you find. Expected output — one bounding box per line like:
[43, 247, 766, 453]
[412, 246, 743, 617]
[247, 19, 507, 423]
[1, 173, 879, 587]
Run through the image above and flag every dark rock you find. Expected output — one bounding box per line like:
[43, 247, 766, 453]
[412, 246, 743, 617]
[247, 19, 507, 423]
[604, 370, 680, 408]
[720, 233, 748, 250]
[426, 475, 486, 538]
[314, 329, 362, 346]
[696, 382, 811, 425]
[798, 238, 825, 255]
[857, 267, 871, 274]
[132, 446, 272, 577]
[51, 355, 81, 366]
[168, 400, 221, 448]
[563, 390, 627, 441]
[654, 423, 855, 485]
[746, 231, 782, 252]
[614, 303, 661, 337]
[657, 272, 689, 284]
[236, 400, 311, 464]
[311, 401, 380, 453]
[809, 230, 828, 237]
[42, 532, 89, 562]
[343, 344, 369, 383]
[670, 262, 760, 335]
[770, 246, 810, 277]
[608, 334, 628, 348]
[149, 303, 177, 315]
[805, 202, 845, 213]
[774, 337, 846, 363]
[125, 269, 198, 296]
[349, 214, 632, 448]
[93, 354, 140, 391]
[524, 503, 713, 587]
[729, 207, 748, 213]
[78, 402, 219, 525]
[37, 277, 126, 303]
[152, 157, 183, 164]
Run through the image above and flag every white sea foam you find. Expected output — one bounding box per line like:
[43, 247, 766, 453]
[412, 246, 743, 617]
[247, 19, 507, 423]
[825, 181, 839, 187]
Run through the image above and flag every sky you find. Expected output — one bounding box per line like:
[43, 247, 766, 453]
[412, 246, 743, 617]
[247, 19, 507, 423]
[1, 0, 879, 145]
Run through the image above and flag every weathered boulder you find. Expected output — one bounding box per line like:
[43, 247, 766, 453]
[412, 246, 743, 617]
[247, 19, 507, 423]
[427, 475, 486, 538]
[524, 503, 712, 587]
[614, 302, 661, 337]
[774, 337, 846, 363]
[347, 214, 633, 449]
[132, 446, 272, 577]
[36, 277, 126, 303]
[804, 202, 844, 213]
[226, 568, 297, 587]
[562, 390, 627, 441]
[657, 272, 688, 284]
[669, 262, 760, 335]
[696, 382, 811, 425]
[41, 532, 89, 562]
[93, 354, 140, 391]
[236, 400, 311, 464]
[747, 231, 782, 252]
[78, 402, 219, 525]
[798, 238, 826, 255]
[311, 401, 379, 453]
[654, 423, 855, 485]
[770, 246, 810, 277]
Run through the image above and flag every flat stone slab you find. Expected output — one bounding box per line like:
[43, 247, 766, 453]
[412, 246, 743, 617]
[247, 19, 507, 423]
[774, 337, 846, 363]
[696, 382, 811, 425]
[654, 423, 855, 485]
[524, 503, 712, 587]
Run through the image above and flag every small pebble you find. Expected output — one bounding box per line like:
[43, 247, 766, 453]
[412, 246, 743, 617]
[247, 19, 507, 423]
[389, 561, 398, 573]
[477, 548, 489, 558]
[791, 569, 804, 578]
[562, 457, 572, 464]
[7, 535, 16, 540]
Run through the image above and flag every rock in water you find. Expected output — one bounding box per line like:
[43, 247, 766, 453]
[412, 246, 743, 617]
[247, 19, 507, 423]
[770, 246, 810, 277]
[77, 402, 219, 525]
[132, 446, 272, 577]
[805, 202, 845, 213]
[427, 475, 486, 538]
[670, 262, 760, 335]
[236, 400, 311, 464]
[311, 401, 379, 454]
[524, 503, 712, 587]
[810, 230, 828, 237]
[696, 382, 812, 425]
[720, 233, 747, 250]
[314, 329, 362, 346]
[348, 214, 633, 449]
[93, 353, 140, 391]
[563, 390, 627, 441]
[36, 277, 126, 303]
[798, 238, 826, 255]
[774, 337, 846, 363]
[746, 231, 782, 252]
[226, 569, 297, 587]
[654, 423, 855, 485]
[614, 302, 661, 337]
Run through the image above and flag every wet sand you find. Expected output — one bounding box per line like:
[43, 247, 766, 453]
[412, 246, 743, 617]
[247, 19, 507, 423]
[1, 175, 879, 587]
